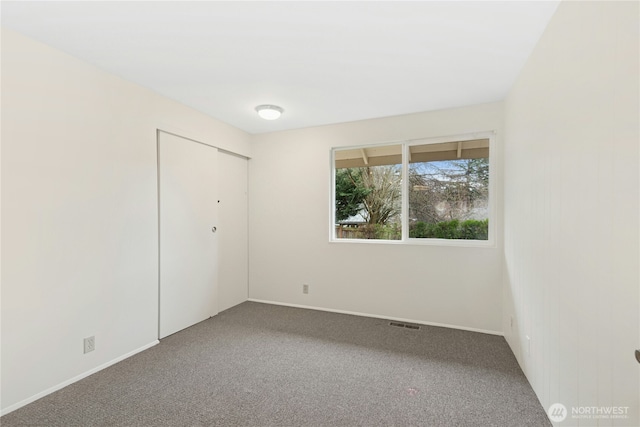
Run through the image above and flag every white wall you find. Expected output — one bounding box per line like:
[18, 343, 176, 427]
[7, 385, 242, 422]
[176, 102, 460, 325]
[503, 2, 639, 425]
[0, 29, 250, 413]
[6, 1, 638, 421]
[249, 102, 504, 333]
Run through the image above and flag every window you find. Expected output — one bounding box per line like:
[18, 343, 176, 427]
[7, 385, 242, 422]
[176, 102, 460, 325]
[334, 145, 403, 240]
[332, 133, 493, 244]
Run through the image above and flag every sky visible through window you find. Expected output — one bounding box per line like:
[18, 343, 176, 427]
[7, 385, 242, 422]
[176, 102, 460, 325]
[334, 139, 490, 241]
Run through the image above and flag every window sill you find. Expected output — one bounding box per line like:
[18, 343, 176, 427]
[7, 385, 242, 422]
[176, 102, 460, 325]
[329, 237, 496, 248]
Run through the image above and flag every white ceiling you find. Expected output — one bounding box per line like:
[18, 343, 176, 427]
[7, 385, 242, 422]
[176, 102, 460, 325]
[1, 1, 560, 134]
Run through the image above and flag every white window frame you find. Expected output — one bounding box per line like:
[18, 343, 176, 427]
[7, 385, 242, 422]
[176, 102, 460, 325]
[330, 131, 496, 247]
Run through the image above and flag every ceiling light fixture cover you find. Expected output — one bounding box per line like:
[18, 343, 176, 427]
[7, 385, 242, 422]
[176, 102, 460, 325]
[255, 104, 284, 120]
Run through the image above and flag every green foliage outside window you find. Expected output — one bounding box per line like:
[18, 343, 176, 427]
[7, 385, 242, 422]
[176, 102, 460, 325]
[335, 168, 371, 222]
[334, 139, 491, 242]
[409, 219, 488, 240]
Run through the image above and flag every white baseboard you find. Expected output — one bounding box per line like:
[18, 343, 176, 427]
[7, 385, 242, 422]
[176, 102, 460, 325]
[1, 340, 159, 416]
[248, 298, 503, 336]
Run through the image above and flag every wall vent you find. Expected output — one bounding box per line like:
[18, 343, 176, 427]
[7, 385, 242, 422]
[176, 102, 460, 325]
[389, 321, 420, 330]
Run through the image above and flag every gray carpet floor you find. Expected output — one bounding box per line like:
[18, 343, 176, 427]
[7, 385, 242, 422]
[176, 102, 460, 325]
[1, 301, 551, 426]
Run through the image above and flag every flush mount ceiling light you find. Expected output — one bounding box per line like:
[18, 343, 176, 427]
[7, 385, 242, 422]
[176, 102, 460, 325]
[255, 104, 284, 120]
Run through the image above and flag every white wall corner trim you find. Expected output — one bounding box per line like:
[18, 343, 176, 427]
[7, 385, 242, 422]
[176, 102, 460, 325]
[248, 299, 504, 336]
[0, 341, 159, 417]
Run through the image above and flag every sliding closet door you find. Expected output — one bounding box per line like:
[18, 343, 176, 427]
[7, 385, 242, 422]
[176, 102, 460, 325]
[158, 131, 218, 339]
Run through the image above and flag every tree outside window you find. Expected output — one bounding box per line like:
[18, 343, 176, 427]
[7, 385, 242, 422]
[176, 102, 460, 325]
[333, 137, 491, 242]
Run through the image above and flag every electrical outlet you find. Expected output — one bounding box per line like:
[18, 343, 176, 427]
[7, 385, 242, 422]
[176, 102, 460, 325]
[526, 335, 531, 356]
[84, 336, 95, 354]
[302, 284, 309, 294]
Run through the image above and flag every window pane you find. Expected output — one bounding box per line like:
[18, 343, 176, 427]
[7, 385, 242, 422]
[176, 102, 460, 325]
[335, 145, 402, 240]
[408, 140, 489, 240]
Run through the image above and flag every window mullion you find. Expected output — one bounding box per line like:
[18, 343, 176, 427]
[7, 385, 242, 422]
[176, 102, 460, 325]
[401, 143, 409, 242]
